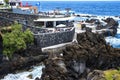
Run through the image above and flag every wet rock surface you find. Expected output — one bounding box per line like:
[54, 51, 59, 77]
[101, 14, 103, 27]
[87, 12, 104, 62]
[0, 45, 48, 78]
[103, 18, 118, 36]
[39, 30, 120, 80]
[104, 18, 119, 28]
[85, 18, 118, 36]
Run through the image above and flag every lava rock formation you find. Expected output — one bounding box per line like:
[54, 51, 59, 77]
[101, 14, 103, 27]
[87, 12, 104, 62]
[39, 29, 120, 80]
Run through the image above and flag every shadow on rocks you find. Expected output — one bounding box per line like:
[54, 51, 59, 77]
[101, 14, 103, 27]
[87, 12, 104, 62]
[39, 28, 120, 80]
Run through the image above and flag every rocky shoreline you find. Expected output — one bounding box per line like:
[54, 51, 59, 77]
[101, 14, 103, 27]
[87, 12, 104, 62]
[78, 17, 118, 37]
[37, 29, 120, 80]
[0, 28, 120, 80]
[0, 44, 48, 78]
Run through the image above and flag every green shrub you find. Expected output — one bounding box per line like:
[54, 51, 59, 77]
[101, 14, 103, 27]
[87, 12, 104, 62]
[2, 23, 34, 58]
[23, 29, 34, 44]
[104, 69, 120, 80]
[4, 0, 9, 4]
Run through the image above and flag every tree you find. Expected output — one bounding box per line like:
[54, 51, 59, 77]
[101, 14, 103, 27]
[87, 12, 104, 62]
[4, 0, 9, 4]
[2, 23, 34, 58]
[23, 29, 34, 44]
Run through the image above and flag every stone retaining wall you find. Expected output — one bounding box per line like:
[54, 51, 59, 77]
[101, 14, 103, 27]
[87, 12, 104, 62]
[0, 11, 39, 27]
[0, 17, 14, 27]
[34, 28, 75, 48]
[0, 11, 75, 48]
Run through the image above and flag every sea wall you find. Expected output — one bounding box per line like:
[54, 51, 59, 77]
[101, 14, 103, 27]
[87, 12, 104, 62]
[34, 28, 75, 48]
[0, 11, 39, 27]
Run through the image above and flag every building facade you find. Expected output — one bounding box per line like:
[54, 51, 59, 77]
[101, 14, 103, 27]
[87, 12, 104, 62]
[9, 0, 21, 8]
[0, 0, 5, 5]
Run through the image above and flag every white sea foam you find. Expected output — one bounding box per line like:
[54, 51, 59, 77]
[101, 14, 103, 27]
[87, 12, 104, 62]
[117, 28, 120, 34]
[105, 23, 120, 48]
[1, 65, 44, 80]
[105, 36, 120, 48]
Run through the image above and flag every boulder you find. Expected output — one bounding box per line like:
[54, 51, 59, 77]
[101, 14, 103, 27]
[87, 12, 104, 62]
[27, 74, 33, 79]
[103, 18, 118, 36]
[104, 18, 119, 28]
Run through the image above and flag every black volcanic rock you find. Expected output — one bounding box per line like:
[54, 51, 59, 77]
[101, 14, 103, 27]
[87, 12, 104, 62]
[0, 54, 48, 78]
[104, 18, 118, 36]
[104, 18, 119, 28]
[40, 30, 120, 80]
[0, 34, 3, 62]
[76, 30, 120, 69]
[85, 19, 99, 23]
[0, 45, 48, 78]
[86, 18, 118, 36]
[105, 18, 118, 30]
[19, 45, 43, 57]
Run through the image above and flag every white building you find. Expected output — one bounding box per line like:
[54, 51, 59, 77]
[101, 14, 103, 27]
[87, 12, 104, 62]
[9, 0, 21, 8]
[0, 0, 5, 5]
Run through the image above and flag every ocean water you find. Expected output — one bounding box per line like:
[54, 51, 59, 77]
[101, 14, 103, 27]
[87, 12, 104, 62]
[22, 1, 120, 16]
[1, 65, 44, 80]
[21, 1, 120, 48]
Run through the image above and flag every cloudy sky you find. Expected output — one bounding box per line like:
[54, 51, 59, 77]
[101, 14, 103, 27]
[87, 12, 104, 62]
[21, 0, 120, 1]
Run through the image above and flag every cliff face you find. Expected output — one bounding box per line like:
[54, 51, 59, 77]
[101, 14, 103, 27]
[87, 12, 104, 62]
[69, 29, 120, 70]
[39, 29, 120, 80]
